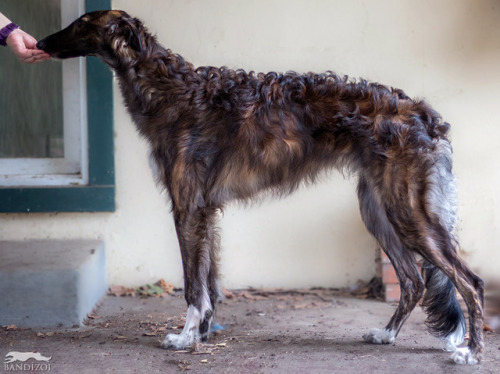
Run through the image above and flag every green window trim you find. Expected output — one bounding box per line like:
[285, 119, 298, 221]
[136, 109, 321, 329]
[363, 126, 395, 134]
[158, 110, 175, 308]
[0, 0, 114, 213]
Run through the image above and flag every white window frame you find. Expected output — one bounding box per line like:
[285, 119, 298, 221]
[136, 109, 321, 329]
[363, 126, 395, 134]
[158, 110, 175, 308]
[0, 0, 87, 187]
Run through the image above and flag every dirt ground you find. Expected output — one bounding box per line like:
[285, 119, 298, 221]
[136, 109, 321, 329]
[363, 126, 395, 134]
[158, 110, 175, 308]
[1, 288, 499, 374]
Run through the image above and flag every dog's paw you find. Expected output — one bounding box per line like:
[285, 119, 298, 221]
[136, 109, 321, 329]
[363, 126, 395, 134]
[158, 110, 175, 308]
[363, 328, 395, 344]
[162, 305, 204, 349]
[451, 347, 480, 365]
[161, 332, 195, 350]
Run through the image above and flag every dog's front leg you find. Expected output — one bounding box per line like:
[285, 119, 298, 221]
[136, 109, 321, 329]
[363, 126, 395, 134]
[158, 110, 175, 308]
[162, 205, 219, 350]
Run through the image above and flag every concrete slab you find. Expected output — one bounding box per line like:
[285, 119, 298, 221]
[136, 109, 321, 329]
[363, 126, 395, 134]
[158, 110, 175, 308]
[0, 240, 107, 328]
[0, 290, 498, 373]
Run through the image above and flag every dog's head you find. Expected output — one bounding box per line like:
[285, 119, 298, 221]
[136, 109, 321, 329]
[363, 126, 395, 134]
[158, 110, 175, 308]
[37, 10, 143, 61]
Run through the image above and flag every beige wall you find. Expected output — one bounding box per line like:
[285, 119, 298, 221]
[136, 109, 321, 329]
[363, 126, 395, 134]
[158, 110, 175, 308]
[1, 0, 499, 288]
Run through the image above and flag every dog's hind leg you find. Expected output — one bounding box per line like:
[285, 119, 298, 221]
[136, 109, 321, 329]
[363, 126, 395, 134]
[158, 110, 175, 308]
[357, 175, 425, 344]
[398, 219, 483, 364]
[376, 142, 484, 364]
[414, 223, 483, 364]
[416, 141, 483, 364]
[161, 204, 220, 349]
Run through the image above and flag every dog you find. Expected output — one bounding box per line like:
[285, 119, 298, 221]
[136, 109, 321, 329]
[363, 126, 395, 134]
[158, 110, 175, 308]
[37, 10, 484, 364]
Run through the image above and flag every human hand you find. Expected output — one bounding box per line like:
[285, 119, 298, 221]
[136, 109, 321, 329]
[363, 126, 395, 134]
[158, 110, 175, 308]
[6, 28, 50, 63]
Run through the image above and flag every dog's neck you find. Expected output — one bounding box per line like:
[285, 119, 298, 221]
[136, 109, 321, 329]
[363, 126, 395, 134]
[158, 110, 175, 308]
[109, 30, 198, 136]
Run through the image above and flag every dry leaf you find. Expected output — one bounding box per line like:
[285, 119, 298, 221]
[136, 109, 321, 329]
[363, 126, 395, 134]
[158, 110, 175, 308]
[293, 303, 310, 310]
[239, 291, 254, 300]
[156, 279, 175, 294]
[136, 284, 165, 297]
[222, 288, 235, 299]
[178, 362, 191, 371]
[108, 285, 136, 297]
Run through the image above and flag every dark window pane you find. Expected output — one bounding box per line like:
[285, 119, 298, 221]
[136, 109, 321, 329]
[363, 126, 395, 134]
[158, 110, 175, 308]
[0, 0, 63, 158]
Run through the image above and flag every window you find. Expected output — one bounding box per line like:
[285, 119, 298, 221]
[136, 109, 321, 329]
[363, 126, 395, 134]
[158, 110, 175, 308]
[0, 0, 88, 187]
[0, 0, 114, 212]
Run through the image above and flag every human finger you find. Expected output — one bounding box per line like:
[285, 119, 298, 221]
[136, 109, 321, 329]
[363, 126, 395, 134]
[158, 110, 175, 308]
[21, 49, 50, 64]
[26, 52, 50, 64]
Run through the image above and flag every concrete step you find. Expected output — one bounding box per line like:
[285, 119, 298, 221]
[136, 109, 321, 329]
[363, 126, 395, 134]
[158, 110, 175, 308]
[0, 240, 107, 328]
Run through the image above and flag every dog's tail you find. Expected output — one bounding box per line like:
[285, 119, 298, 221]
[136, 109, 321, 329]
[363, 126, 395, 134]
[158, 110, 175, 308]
[421, 261, 466, 351]
[419, 137, 466, 351]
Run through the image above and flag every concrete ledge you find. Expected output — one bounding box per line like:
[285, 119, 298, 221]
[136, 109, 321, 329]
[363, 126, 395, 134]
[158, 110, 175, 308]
[0, 240, 107, 328]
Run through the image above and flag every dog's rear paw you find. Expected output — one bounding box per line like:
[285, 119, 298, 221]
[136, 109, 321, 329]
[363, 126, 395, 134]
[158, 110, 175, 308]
[363, 328, 395, 344]
[161, 333, 195, 350]
[451, 347, 480, 365]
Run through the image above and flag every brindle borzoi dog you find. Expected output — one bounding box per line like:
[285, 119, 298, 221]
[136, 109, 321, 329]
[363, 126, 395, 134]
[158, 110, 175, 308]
[37, 10, 484, 364]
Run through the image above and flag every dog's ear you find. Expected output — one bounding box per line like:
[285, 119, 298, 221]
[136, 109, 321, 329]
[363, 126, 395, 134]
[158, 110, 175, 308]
[107, 18, 143, 54]
[126, 22, 143, 54]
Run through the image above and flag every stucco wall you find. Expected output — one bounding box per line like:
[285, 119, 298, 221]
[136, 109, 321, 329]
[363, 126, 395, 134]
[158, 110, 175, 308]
[1, 0, 499, 288]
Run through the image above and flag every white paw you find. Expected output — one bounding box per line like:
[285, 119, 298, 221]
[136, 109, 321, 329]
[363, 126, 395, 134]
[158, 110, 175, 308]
[161, 305, 202, 350]
[161, 332, 196, 350]
[451, 347, 479, 365]
[363, 328, 395, 344]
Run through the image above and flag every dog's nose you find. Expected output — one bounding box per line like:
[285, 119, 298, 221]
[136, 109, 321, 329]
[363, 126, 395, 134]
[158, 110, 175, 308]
[36, 40, 46, 50]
